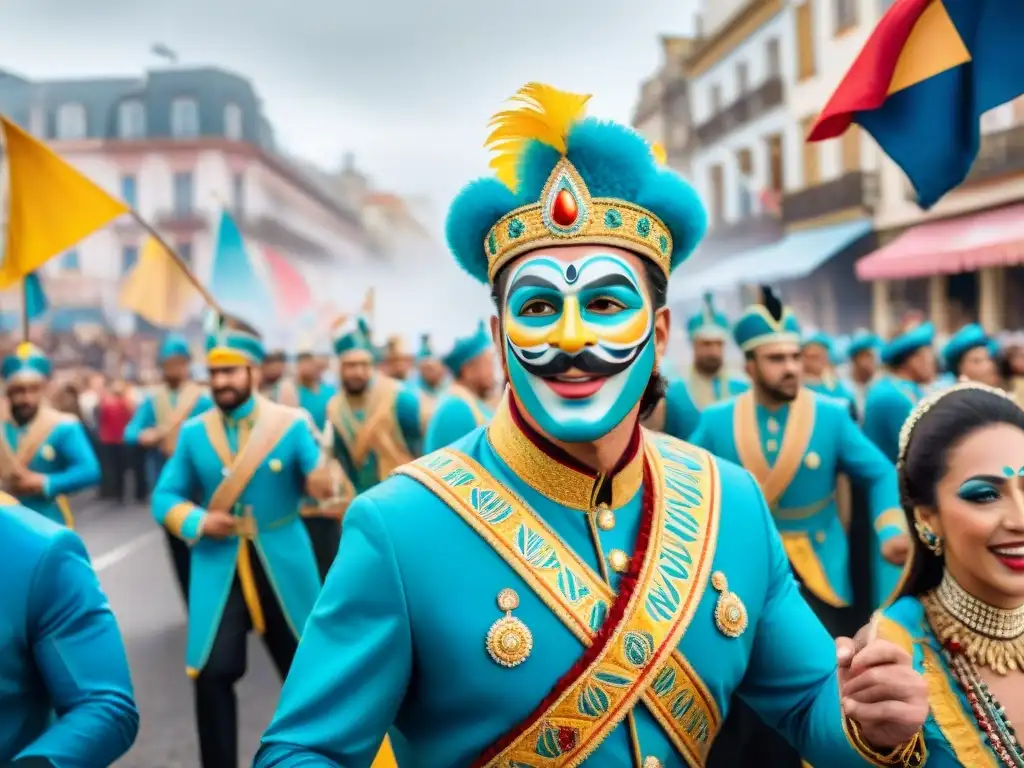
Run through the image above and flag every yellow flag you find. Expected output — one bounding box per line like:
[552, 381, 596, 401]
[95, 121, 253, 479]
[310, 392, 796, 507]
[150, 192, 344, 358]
[119, 236, 198, 327]
[0, 116, 129, 288]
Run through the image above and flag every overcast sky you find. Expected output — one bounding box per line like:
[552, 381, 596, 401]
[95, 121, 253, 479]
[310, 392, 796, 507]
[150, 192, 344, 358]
[0, 0, 697, 227]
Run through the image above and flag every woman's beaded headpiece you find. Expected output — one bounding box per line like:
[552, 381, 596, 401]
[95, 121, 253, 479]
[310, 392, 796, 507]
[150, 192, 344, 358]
[896, 381, 1019, 470]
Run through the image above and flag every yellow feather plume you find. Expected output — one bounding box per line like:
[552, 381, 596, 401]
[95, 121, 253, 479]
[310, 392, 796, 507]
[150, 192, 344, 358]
[485, 82, 591, 191]
[651, 142, 667, 165]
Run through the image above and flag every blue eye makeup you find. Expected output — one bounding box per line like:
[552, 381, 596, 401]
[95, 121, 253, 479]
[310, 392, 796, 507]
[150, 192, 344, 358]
[957, 478, 1002, 504]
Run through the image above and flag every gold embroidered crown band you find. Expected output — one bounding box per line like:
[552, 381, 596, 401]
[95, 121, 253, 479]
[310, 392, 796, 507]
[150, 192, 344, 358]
[484, 159, 673, 281]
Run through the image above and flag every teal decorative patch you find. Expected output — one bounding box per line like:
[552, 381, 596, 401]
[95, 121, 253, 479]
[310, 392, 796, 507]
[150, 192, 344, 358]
[487, 230, 498, 255]
[507, 217, 526, 239]
[515, 524, 560, 569]
[652, 665, 677, 696]
[577, 683, 611, 717]
[535, 724, 578, 757]
[623, 630, 656, 668]
[636, 217, 651, 238]
[604, 209, 623, 229]
[659, 234, 669, 253]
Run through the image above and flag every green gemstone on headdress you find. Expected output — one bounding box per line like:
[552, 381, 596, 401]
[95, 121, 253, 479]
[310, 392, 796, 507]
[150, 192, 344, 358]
[507, 217, 525, 239]
[487, 230, 498, 255]
[636, 217, 651, 238]
[604, 209, 623, 229]
[658, 234, 669, 253]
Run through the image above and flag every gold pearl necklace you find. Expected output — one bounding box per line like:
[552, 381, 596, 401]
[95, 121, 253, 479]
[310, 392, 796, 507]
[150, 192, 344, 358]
[922, 571, 1024, 675]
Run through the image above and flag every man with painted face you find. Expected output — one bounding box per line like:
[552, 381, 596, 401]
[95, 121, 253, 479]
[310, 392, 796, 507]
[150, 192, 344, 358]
[423, 320, 497, 452]
[151, 312, 329, 768]
[124, 333, 213, 603]
[255, 84, 927, 768]
[0, 343, 100, 527]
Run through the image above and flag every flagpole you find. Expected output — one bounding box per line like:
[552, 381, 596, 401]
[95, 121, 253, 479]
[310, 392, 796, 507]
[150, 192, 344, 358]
[128, 210, 222, 313]
[19, 278, 28, 342]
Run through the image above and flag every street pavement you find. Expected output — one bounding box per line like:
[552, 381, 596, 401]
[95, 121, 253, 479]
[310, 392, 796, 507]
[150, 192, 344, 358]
[74, 497, 281, 768]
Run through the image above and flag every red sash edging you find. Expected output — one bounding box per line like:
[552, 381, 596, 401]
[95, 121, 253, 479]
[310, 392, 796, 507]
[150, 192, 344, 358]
[471, 460, 655, 766]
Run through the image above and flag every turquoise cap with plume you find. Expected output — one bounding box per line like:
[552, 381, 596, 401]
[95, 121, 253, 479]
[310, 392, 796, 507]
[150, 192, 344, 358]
[331, 314, 374, 357]
[204, 309, 265, 367]
[686, 292, 730, 341]
[441, 320, 492, 375]
[732, 286, 801, 353]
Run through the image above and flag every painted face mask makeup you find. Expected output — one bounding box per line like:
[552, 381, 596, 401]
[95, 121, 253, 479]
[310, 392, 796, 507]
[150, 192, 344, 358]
[502, 252, 655, 442]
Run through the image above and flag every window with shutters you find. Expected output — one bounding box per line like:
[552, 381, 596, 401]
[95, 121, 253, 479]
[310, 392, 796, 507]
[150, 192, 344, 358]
[795, 2, 816, 81]
[841, 125, 862, 172]
[765, 38, 781, 79]
[709, 165, 725, 227]
[736, 62, 749, 96]
[801, 117, 821, 187]
[834, 0, 858, 35]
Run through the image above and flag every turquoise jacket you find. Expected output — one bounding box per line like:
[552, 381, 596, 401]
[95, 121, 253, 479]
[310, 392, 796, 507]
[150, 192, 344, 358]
[298, 382, 338, 432]
[124, 384, 214, 444]
[805, 375, 857, 414]
[684, 369, 749, 411]
[151, 396, 324, 676]
[256, 396, 906, 767]
[323, 376, 422, 494]
[423, 384, 494, 452]
[0, 498, 138, 765]
[863, 376, 925, 463]
[880, 596, 995, 766]
[641, 376, 702, 441]
[1, 408, 100, 527]
[690, 389, 907, 609]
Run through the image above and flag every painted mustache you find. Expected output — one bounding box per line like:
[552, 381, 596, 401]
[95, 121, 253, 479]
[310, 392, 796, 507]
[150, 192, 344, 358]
[513, 337, 648, 379]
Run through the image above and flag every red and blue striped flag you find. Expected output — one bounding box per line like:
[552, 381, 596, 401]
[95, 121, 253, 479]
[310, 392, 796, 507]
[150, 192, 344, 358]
[810, 0, 1024, 208]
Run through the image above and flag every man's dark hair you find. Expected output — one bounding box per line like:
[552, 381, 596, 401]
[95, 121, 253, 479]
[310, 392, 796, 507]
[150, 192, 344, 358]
[296, 352, 315, 363]
[264, 350, 287, 364]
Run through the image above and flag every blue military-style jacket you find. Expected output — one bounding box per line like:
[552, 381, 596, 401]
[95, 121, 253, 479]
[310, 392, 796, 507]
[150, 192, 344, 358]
[0, 495, 138, 766]
[297, 381, 338, 433]
[151, 395, 324, 677]
[690, 388, 907, 609]
[0, 406, 100, 527]
[124, 382, 213, 480]
[863, 375, 925, 464]
[685, 369, 749, 410]
[424, 383, 495, 452]
[323, 375, 422, 493]
[255, 394, 919, 767]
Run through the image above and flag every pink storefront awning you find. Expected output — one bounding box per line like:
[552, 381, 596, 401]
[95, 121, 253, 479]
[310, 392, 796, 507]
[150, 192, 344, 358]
[856, 203, 1024, 280]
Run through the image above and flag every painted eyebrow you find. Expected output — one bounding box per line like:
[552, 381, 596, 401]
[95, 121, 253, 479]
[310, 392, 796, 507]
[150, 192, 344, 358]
[507, 275, 560, 293]
[580, 274, 637, 292]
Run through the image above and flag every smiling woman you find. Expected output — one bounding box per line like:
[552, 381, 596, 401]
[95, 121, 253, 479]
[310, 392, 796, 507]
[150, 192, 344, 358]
[880, 382, 1024, 766]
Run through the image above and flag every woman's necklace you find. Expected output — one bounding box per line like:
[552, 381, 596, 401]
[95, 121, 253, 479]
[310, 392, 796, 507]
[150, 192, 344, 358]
[923, 572, 1024, 766]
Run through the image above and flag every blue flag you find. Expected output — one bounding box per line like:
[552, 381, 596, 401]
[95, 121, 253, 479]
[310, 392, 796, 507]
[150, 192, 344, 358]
[207, 210, 272, 332]
[23, 271, 48, 321]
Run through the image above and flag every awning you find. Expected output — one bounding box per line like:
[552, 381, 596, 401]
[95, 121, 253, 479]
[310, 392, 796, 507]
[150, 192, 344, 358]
[677, 218, 872, 299]
[856, 204, 1024, 280]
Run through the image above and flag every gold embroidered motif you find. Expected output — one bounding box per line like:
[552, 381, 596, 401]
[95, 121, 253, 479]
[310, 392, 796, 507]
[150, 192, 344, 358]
[920, 644, 995, 766]
[487, 394, 643, 510]
[486, 588, 533, 668]
[711, 572, 748, 639]
[804, 451, 821, 470]
[396, 436, 722, 765]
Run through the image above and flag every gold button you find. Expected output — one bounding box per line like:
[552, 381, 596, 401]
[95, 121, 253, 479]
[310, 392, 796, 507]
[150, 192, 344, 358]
[643, 757, 662, 768]
[765, 439, 778, 452]
[815, 531, 826, 544]
[804, 451, 821, 470]
[595, 504, 616, 531]
[608, 549, 630, 573]
[766, 418, 780, 434]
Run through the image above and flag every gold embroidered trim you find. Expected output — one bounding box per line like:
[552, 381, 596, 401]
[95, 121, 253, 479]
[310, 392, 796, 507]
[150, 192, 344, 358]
[921, 644, 997, 767]
[875, 508, 908, 534]
[165, 502, 197, 542]
[486, 394, 643, 511]
[780, 531, 847, 608]
[773, 493, 835, 521]
[843, 716, 927, 767]
[396, 437, 721, 764]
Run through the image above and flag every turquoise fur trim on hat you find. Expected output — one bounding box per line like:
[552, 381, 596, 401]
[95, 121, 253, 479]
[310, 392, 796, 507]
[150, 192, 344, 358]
[332, 315, 374, 357]
[733, 286, 801, 353]
[446, 99, 707, 285]
[846, 329, 881, 358]
[158, 333, 192, 363]
[204, 311, 265, 366]
[881, 321, 934, 367]
[941, 323, 991, 372]
[441, 320, 491, 375]
[2, 342, 51, 381]
[687, 293, 730, 341]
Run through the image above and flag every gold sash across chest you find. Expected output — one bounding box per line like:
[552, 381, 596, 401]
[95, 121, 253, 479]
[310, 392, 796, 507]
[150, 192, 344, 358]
[153, 382, 204, 456]
[396, 435, 722, 766]
[0, 408, 73, 526]
[328, 378, 412, 479]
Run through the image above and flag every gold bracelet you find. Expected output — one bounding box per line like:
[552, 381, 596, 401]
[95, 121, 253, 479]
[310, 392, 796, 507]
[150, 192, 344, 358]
[844, 718, 927, 767]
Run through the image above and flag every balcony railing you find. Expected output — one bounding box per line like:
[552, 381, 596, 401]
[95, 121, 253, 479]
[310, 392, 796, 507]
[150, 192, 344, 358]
[902, 124, 1024, 202]
[781, 171, 879, 225]
[153, 208, 208, 233]
[695, 77, 784, 147]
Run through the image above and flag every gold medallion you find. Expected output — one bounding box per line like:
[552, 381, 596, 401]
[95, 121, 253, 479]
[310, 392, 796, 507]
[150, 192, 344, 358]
[804, 452, 820, 470]
[486, 588, 533, 668]
[268, 458, 283, 472]
[608, 548, 631, 574]
[595, 503, 616, 531]
[711, 571, 747, 639]
[40, 444, 55, 461]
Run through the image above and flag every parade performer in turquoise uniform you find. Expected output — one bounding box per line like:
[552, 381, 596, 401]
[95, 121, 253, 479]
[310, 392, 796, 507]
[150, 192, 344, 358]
[256, 83, 927, 768]
[424, 320, 497, 452]
[413, 334, 449, 399]
[863, 322, 937, 463]
[323, 314, 423, 494]
[295, 351, 337, 432]
[0, 493, 138, 766]
[151, 312, 329, 768]
[879, 381, 1024, 767]
[0, 343, 99, 528]
[684, 292, 748, 409]
[803, 330, 857, 415]
[845, 330, 881, 424]
[941, 322, 999, 387]
[261, 350, 299, 406]
[124, 333, 212, 603]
